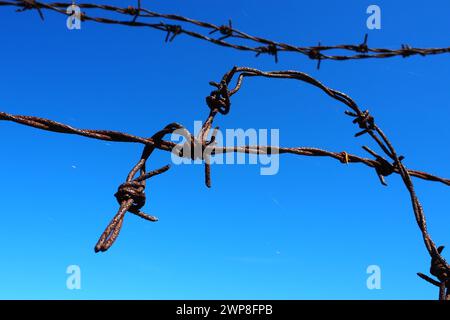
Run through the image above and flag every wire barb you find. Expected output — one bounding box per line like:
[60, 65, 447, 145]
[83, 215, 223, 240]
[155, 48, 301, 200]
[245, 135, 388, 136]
[362, 146, 398, 186]
[418, 246, 450, 300]
[162, 23, 182, 42]
[209, 19, 233, 41]
[16, 0, 44, 20]
[131, 0, 140, 23]
[206, 80, 231, 115]
[357, 34, 369, 53]
[256, 43, 279, 63]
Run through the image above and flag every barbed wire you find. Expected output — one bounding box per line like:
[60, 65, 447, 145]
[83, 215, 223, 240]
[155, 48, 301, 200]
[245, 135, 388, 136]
[1, 0, 449, 299]
[1, 0, 450, 67]
[1, 66, 449, 299]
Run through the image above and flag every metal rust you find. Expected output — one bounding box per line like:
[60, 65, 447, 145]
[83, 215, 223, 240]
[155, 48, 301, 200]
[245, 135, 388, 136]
[1, 1, 450, 65]
[0, 1, 449, 299]
[1, 67, 449, 301]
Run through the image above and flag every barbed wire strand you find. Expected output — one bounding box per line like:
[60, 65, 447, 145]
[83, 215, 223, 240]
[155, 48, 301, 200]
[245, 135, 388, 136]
[1, 0, 450, 67]
[1, 0, 449, 299]
[1, 65, 449, 298]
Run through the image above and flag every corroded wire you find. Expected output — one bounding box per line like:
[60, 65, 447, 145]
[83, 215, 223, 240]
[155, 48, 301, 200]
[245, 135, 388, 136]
[0, 0, 449, 299]
[1, 0, 449, 66]
[1, 66, 449, 301]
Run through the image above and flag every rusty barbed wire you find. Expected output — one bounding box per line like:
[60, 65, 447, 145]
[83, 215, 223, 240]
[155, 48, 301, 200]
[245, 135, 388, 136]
[1, 66, 449, 299]
[215, 67, 450, 301]
[1, 0, 449, 299]
[1, 0, 450, 67]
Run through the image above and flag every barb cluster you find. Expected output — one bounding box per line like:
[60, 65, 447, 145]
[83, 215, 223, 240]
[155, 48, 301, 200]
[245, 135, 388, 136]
[1, 0, 450, 67]
[1, 66, 449, 299]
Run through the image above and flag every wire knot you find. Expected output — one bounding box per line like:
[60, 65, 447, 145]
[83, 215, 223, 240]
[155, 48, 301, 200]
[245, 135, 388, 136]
[164, 24, 182, 42]
[210, 20, 233, 40]
[340, 151, 350, 164]
[206, 80, 231, 115]
[401, 44, 419, 58]
[178, 137, 204, 160]
[168, 125, 206, 161]
[95, 164, 169, 253]
[175, 134, 217, 161]
[308, 43, 323, 69]
[346, 110, 375, 137]
[308, 44, 323, 58]
[17, 0, 44, 20]
[431, 246, 450, 284]
[219, 23, 232, 37]
[125, 6, 138, 15]
[127, 0, 141, 22]
[362, 146, 402, 186]
[114, 181, 146, 212]
[418, 245, 450, 299]
[374, 156, 395, 177]
[357, 34, 369, 53]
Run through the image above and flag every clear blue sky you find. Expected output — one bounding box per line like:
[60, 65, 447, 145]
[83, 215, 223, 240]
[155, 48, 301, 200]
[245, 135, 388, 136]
[0, 0, 449, 299]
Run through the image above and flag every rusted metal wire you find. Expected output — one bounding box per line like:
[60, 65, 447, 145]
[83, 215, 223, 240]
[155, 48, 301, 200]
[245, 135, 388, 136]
[1, 0, 450, 66]
[1, 0, 449, 299]
[1, 66, 449, 299]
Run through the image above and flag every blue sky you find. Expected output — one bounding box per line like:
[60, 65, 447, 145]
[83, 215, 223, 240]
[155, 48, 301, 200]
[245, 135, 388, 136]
[0, 0, 449, 299]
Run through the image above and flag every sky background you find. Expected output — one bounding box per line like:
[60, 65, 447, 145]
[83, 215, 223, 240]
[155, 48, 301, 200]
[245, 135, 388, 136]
[0, 0, 449, 299]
